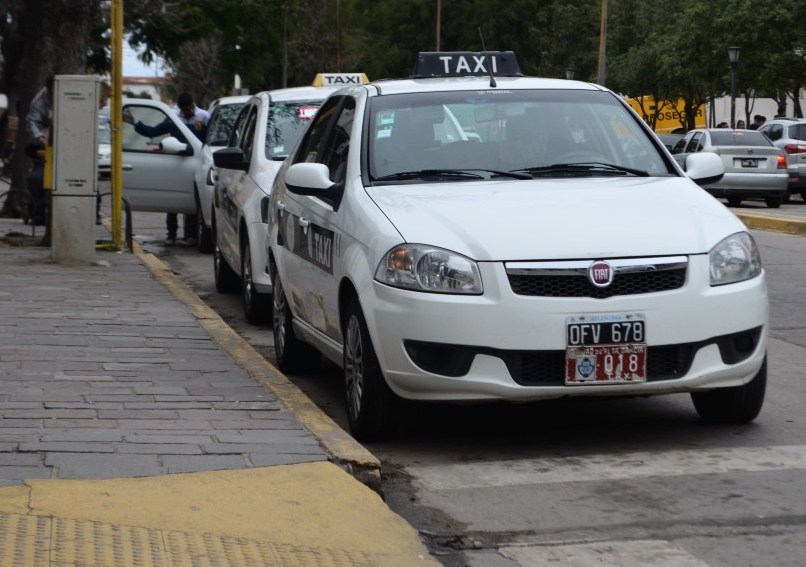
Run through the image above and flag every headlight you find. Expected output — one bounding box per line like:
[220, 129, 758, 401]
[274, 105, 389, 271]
[375, 244, 483, 294]
[709, 232, 761, 286]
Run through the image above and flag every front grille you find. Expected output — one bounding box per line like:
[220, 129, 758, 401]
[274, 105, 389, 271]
[503, 344, 696, 386]
[508, 268, 686, 298]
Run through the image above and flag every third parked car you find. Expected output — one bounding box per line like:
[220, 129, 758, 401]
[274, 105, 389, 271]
[671, 128, 788, 207]
[758, 117, 806, 201]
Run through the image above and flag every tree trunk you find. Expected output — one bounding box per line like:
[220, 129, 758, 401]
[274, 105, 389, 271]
[0, 0, 98, 218]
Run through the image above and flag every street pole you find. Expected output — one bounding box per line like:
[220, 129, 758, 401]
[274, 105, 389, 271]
[436, 0, 441, 51]
[597, 0, 608, 86]
[110, 0, 123, 250]
[728, 46, 740, 129]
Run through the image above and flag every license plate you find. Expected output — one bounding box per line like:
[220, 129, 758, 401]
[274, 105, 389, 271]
[740, 159, 758, 168]
[565, 314, 647, 385]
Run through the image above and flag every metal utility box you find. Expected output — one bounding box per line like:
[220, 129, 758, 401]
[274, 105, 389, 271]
[51, 75, 100, 264]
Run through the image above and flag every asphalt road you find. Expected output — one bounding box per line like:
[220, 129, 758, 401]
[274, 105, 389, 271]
[123, 198, 806, 566]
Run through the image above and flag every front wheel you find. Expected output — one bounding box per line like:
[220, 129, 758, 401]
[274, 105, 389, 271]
[272, 273, 320, 373]
[344, 298, 399, 441]
[726, 196, 742, 207]
[242, 240, 270, 324]
[691, 357, 767, 423]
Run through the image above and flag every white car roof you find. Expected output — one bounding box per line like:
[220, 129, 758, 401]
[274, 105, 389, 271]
[266, 84, 348, 102]
[208, 95, 251, 111]
[365, 75, 603, 96]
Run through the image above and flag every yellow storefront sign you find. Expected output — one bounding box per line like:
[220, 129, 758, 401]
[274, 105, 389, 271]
[626, 96, 706, 134]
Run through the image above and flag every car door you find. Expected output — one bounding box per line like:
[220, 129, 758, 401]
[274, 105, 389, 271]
[120, 102, 201, 213]
[215, 103, 256, 273]
[273, 95, 347, 335]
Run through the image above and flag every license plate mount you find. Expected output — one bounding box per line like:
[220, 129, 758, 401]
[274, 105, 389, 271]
[565, 314, 647, 385]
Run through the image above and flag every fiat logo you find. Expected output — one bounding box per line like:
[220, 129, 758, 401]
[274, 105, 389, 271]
[588, 261, 614, 287]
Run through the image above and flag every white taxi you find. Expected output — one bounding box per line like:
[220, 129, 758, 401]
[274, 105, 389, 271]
[211, 74, 369, 324]
[267, 52, 769, 441]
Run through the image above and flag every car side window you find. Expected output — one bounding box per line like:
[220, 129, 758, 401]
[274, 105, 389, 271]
[294, 97, 342, 164]
[671, 136, 688, 154]
[321, 97, 356, 183]
[206, 103, 245, 146]
[238, 107, 259, 161]
[228, 105, 251, 148]
[686, 132, 703, 153]
[122, 106, 188, 151]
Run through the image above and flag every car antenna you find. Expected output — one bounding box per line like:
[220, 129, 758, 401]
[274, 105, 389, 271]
[478, 27, 496, 88]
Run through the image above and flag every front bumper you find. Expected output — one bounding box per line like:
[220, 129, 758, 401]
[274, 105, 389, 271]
[365, 255, 768, 401]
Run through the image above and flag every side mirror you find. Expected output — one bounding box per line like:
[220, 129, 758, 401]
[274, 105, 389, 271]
[284, 162, 344, 208]
[159, 136, 190, 154]
[685, 152, 724, 186]
[213, 147, 249, 171]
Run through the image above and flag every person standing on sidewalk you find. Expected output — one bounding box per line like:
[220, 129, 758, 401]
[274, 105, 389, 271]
[24, 75, 54, 233]
[123, 92, 209, 246]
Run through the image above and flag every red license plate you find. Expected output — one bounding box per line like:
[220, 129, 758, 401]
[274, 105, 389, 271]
[565, 344, 647, 385]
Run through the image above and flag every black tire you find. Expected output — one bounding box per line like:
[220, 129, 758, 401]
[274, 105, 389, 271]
[726, 196, 742, 207]
[764, 196, 783, 208]
[197, 196, 213, 253]
[272, 273, 320, 373]
[242, 239, 270, 324]
[691, 357, 767, 423]
[800, 190, 806, 201]
[343, 298, 399, 441]
[213, 218, 239, 293]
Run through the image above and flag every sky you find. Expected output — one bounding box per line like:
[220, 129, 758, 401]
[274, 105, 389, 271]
[123, 41, 165, 77]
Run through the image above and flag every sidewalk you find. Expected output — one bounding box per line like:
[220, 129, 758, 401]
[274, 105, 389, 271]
[0, 213, 439, 566]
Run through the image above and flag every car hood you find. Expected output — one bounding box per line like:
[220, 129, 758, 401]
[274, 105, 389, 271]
[366, 177, 746, 261]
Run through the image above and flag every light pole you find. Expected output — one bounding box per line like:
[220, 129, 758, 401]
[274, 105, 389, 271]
[728, 46, 740, 128]
[565, 66, 575, 80]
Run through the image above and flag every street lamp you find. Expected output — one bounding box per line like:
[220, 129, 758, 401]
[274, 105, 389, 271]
[728, 46, 740, 128]
[565, 66, 575, 80]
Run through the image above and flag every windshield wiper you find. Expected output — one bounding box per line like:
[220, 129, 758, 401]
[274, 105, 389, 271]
[374, 169, 484, 181]
[374, 168, 532, 182]
[515, 162, 650, 177]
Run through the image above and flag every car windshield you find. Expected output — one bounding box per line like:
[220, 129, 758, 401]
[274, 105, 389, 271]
[207, 102, 246, 146]
[367, 89, 672, 182]
[710, 130, 772, 146]
[265, 101, 321, 159]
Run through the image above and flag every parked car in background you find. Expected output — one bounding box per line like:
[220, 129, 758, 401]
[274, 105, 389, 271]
[670, 128, 788, 207]
[194, 95, 250, 252]
[211, 74, 369, 324]
[758, 117, 806, 201]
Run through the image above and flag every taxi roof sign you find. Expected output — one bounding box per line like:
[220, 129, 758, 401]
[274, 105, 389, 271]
[412, 51, 521, 78]
[312, 73, 369, 87]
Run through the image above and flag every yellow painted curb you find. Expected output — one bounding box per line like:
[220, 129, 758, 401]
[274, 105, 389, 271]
[735, 211, 806, 237]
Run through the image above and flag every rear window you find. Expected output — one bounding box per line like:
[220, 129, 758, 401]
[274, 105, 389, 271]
[710, 130, 772, 147]
[789, 124, 806, 142]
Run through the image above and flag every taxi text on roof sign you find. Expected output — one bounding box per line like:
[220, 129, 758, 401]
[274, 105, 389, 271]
[312, 73, 370, 87]
[412, 51, 522, 78]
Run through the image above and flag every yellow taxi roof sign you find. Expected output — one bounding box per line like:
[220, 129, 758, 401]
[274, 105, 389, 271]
[312, 73, 369, 87]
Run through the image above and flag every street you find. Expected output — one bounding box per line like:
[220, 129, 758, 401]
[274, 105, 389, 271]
[123, 195, 806, 566]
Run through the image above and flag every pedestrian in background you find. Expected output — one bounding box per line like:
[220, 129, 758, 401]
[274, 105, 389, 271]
[748, 115, 766, 130]
[122, 92, 209, 246]
[736, 119, 746, 129]
[24, 75, 54, 233]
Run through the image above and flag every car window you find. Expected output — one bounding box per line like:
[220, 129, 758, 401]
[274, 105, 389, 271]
[265, 101, 322, 160]
[790, 124, 806, 141]
[206, 102, 246, 146]
[238, 107, 259, 161]
[710, 130, 772, 146]
[321, 97, 355, 182]
[367, 89, 671, 179]
[228, 104, 252, 148]
[294, 96, 342, 164]
[671, 135, 689, 154]
[684, 132, 702, 153]
[122, 105, 188, 151]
